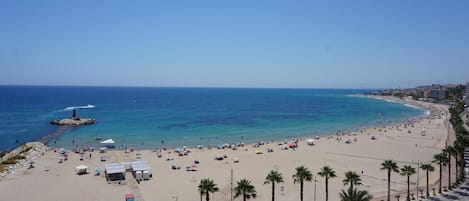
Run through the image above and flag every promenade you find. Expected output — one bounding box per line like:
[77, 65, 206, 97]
[420, 148, 469, 201]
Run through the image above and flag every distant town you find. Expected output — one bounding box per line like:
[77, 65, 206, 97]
[369, 82, 469, 107]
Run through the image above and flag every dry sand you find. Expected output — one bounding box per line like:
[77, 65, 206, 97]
[0, 96, 452, 201]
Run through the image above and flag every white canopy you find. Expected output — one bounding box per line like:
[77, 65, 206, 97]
[130, 161, 151, 171]
[76, 164, 88, 170]
[104, 163, 125, 174]
[100, 139, 115, 144]
[76, 164, 88, 174]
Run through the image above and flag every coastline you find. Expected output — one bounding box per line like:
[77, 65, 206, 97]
[0, 96, 452, 201]
[43, 94, 427, 151]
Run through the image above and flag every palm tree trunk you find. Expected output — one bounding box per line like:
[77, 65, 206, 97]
[439, 163, 442, 193]
[272, 182, 275, 201]
[407, 175, 410, 201]
[462, 154, 466, 181]
[387, 170, 391, 201]
[325, 177, 329, 201]
[206, 191, 210, 201]
[350, 183, 353, 192]
[243, 193, 247, 201]
[455, 156, 459, 183]
[449, 158, 452, 190]
[300, 181, 304, 201]
[200, 192, 203, 201]
[426, 170, 430, 198]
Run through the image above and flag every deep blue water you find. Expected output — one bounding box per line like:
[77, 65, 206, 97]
[0, 86, 423, 151]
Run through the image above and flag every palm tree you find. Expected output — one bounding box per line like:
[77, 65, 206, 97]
[234, 179, 257, 201]
[433, 152, 448, 193]
[339, 187, 373, 201]
[420, 163, 435, 198]
[264, 170, 284, 201]
[453, 142, 465, 183]
[318, 166, 337, 201]
[343, 171, 362, 191]
[400, 165, 416, 201]
[456, 137, 469, 182]
[198, 178, 219, 201]
[292, 166, 313, 201]
[445, 145, 457, 189]
[380, 160, 399, 201]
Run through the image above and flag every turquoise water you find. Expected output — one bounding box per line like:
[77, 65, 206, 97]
[0, 86, 423, 150]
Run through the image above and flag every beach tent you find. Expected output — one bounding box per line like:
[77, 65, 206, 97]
[100, 139, 116, 148]
[306, 139, 315, 146]
[100, 139, 115, 144]
[75, 164, 88, 175]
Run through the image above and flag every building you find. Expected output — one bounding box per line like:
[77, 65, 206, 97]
[429, 88, 448, 100]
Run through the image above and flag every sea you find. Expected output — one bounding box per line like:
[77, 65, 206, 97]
[0, 86, 425, 151]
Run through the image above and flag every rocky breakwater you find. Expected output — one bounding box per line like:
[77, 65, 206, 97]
[50, 117, 96, 126]
[50, 108, 96, 126]
[0, 142, 47, 180]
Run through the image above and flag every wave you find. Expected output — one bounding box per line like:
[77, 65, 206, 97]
[403, 103, 421, 110]
[64, 104, 95, 111]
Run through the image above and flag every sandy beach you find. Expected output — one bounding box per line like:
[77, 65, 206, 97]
[0, 96, 453, 201]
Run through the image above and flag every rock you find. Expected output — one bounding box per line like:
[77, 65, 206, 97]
[50, 118, 96, 126]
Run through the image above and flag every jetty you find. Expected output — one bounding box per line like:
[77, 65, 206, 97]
[50, 108, 96, 126]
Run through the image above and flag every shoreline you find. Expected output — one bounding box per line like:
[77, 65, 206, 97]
[42, 94, 428, 151]
[0, 96, 452, 201]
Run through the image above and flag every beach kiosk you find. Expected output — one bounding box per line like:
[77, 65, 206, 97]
[104, 163, 126, 182]
[100, 139, 116, 148]
[129, 161, 151, 181]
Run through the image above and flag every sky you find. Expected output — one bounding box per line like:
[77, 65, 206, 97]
[0, 0, 468, 89]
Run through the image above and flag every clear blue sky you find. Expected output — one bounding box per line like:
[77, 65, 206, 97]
[1, 0, 468, 89]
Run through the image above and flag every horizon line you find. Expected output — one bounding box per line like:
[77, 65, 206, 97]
[0, 84, 385, 90]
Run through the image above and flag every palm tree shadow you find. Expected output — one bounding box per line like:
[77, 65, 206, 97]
[442, 194, 460, 200]
[454, 190, 469, 196]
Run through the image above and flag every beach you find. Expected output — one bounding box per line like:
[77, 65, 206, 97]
[0, 96, 452, 201]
